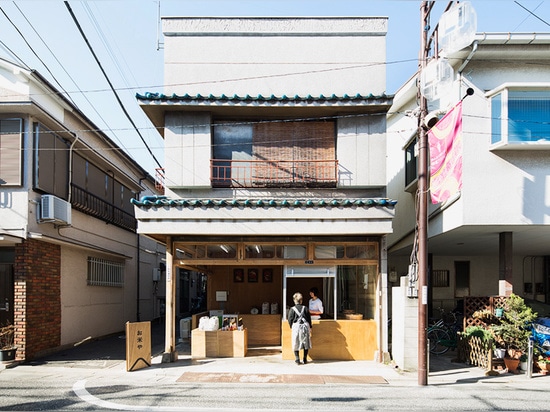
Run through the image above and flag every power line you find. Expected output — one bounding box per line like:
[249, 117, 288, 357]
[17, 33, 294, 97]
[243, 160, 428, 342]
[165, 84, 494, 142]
[63, 1, 162, 169]
[8, 1, 132, 156]
[514, 1, 550, 27]
[0, 3, 72, 102]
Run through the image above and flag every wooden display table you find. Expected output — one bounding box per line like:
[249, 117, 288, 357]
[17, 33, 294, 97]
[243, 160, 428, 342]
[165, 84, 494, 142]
[191, 329, 248, 358]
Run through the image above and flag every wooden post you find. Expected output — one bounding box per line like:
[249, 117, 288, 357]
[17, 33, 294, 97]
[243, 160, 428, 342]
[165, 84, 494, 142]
[162, 236, 177, 362]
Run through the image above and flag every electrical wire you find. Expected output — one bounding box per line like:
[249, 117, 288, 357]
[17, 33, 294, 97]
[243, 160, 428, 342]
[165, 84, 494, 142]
[514, 1, 550, 27]
[8, 1, 131, 155]
[63, 1, 162, 169]
[0, 4, 73, 103]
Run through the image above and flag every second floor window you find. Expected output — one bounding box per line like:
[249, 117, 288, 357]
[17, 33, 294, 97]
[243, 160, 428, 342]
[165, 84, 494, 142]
[404, 135, 418, 188]
[0, 119, 23, 187]
[211, 120, 337, 188]
[33, 123, 137, 231]
[491, 89, 550, 147]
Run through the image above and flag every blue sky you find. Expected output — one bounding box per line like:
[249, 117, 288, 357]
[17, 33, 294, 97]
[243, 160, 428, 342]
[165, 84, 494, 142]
[1, 0, 549, 176]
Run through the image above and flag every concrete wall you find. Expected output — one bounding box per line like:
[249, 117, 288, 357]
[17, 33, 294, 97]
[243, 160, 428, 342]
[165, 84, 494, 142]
[162, 17, 387, 97]
[391, 276, 418, 371]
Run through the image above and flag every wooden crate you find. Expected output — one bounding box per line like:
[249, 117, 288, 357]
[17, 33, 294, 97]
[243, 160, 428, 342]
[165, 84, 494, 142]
[191, 329, 248, 358]
[191, 329, 219, 357]
[218, 329, 247, 357]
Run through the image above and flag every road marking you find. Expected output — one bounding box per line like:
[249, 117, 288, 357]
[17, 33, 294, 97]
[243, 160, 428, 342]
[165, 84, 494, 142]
[72, 379, 289, 412]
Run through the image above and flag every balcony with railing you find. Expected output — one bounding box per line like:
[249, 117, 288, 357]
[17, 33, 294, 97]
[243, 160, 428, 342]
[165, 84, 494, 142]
[70, 184, 137, 232]
[211, 159, 338, 188]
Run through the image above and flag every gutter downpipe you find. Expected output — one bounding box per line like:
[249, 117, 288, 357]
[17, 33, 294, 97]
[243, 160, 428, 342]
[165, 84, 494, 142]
[67, 134, 79, 203]
[457, 40, 479, 75]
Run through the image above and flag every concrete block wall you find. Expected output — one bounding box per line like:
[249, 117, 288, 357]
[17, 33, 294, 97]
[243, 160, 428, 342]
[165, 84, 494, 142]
[391, 276, 419, 371]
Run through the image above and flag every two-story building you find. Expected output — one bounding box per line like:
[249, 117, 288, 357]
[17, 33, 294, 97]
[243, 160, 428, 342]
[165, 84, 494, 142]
[387, 30, 550, 369]
[133, 17, 396, 362]
[0, 58, 165, 361]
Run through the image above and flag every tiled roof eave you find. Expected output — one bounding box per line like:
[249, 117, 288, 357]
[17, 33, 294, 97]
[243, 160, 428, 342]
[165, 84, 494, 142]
[131, 196, 397, 209]
[136, 92, 393, 107]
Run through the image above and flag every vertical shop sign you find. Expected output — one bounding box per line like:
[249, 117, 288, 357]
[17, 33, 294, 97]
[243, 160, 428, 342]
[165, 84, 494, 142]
[126, 321, 151, 371]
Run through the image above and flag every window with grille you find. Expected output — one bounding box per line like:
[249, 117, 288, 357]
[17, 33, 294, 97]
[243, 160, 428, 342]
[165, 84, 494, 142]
[490, 88, 550, 147]
[87, 257, 124, 287]
[432, 270, 450, 287]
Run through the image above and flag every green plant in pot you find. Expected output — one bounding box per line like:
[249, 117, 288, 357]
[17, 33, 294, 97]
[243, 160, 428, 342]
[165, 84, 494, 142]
[490, 294, 537, 361]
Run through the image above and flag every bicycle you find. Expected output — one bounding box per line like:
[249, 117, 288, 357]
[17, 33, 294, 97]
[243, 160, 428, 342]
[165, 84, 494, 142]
[427, 309, 463, 355]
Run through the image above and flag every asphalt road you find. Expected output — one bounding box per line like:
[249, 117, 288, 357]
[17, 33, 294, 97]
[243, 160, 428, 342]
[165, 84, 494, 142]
[1, 322, 548, 411]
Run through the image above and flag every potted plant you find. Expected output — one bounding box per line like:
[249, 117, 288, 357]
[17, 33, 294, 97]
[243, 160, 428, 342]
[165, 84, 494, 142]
[0, 322, 16, 362]
[519, 353, 529, 371]
[536, 355, 550, 374]
[489, 294, 537, 372]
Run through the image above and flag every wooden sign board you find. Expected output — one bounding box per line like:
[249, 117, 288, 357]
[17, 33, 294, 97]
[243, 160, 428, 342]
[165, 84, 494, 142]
[125, 321, 151, 372]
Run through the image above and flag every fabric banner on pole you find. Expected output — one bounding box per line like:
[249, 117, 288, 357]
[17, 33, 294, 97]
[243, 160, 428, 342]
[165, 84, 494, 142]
[428, 101, 463, 204]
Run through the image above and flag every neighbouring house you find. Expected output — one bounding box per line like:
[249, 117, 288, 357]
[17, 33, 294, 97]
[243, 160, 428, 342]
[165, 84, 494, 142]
[0, 58, 165, 361]
[387, 28, 550, 370]
[133, 17, 396, 362]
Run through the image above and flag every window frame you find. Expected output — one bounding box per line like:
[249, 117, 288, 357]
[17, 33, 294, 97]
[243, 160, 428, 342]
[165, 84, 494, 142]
[404, 132, 419, 192]
[488, 84, 550, 150]
[0, 118, 23, 187]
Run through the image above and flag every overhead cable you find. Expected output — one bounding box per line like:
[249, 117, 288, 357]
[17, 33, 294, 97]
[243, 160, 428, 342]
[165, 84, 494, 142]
[64, 1, 162, 169]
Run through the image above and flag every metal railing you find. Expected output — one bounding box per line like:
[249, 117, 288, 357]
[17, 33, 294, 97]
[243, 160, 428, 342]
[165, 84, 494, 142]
[70, 184, 137, 232]
[211, 159, 338, 188]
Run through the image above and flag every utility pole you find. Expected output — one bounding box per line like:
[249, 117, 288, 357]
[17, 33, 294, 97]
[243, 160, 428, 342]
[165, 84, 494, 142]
[417, 0, 432, 387]
[417, 0, 458, 386]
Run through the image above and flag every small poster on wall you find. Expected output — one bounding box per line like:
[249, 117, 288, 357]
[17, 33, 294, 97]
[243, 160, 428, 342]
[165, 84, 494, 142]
[233, 268, 244, 283]
[262, 268, 273, 282]
[248, 268, 258, 282]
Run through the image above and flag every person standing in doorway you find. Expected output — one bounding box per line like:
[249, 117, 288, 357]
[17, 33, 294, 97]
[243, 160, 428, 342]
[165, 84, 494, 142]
[288, 292, 312, 365]
[309, 287, 324, 320]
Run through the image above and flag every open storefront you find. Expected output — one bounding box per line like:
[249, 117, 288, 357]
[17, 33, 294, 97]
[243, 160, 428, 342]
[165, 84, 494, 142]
[173, 238, 385, 361]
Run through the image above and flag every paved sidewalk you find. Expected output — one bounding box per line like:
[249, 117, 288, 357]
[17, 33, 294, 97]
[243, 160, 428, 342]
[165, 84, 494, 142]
[2, 320, 547, 388]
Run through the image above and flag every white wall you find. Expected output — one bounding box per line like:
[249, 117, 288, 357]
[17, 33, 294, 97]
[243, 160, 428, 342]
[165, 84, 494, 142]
[163, 17, 387, 97]
[165, 112, 211, 188]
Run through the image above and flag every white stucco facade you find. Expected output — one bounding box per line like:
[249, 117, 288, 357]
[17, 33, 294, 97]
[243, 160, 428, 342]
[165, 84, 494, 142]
[387, 33, 550, 319]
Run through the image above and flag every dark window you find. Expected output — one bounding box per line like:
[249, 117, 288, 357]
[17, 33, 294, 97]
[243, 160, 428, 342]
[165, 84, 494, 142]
[455, 261, 470, 298]
[432, 270, 450, 287]
[34, 123, 70, 198]
[0, 119, 23, 186]
[405, 137, 418, 187]
[71, 153, 136, 231]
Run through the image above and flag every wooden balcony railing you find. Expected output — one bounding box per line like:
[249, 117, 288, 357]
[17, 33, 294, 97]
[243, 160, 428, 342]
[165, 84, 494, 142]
[211, 159, 338, 188]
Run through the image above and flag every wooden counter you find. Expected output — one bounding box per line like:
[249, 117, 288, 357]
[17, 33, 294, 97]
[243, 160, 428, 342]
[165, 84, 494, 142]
[240, 314, 281, 346]
[191, 329, 247, 358]
[281, 319, 377, 360]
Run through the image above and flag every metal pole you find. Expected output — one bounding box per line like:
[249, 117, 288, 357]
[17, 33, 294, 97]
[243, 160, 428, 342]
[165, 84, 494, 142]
[527, 338, 534, 378]
[417, 1, 430, 386]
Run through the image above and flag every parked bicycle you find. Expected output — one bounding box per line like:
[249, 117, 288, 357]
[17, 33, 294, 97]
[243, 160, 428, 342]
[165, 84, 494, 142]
[427, 309, 463, 355]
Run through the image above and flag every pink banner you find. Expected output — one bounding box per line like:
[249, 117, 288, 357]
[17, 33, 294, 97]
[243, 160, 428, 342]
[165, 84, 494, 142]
[428, 101, 463, 204]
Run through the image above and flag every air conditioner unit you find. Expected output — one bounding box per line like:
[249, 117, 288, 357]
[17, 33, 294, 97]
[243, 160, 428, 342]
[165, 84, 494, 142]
[40, 195, 72, 225]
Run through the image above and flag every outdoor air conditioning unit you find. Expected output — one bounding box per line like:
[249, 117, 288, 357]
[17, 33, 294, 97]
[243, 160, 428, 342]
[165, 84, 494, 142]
[40, 195, 72, 225]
